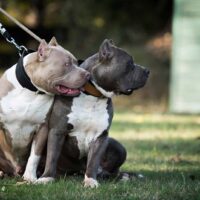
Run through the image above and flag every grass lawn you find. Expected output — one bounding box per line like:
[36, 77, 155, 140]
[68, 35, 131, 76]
[0, 112, 199, 200]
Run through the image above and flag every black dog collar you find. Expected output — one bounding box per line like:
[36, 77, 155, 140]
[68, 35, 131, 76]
[15, 53, 45, 94]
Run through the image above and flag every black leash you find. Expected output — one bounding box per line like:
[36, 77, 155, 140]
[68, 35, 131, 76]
[0, 22, 28, 56]
[0, 22, 85, 95]
[0, 22, 45, 94]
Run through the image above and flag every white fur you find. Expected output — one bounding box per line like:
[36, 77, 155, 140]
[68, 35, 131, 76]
[23, 141, 40, 182]
[0, 89, 53, 149]
[0, 171, 4, 178]
[5, 64, 22, 89]
[0, 63, 54, 159]
[68, 93, 109, 158]
[5, 54, 32, 88]
[84, 174, 99, 188]
[35, 177, 55, 184]
[92, 81, 114, 98]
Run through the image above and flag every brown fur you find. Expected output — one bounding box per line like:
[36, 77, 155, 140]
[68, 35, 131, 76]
[0, 129, 18, 174]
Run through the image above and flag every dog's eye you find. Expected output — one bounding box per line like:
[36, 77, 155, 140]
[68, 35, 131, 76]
[127, 60, 135, 70]
[65, 57, 72, 67]
[65, 60, 72, 67]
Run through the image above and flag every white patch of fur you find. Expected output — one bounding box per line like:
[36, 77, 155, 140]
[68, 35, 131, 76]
[5, 64, 22, 89]
[23, 141, 40, 182]
[0, 63, 54, 158]
[0, 171, 4, 178]
[0, 89, 53, 150]
[91, 81, 114, 98]
[68, 93, 109, 158]
[35, 177, 55, 184]
[84, 174, 99, 188]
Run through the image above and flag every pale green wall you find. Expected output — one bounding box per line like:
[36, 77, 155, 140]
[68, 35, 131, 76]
[170, 0, 200, 113]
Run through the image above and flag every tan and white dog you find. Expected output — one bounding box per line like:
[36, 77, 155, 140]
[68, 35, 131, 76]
[0, 37, 89, 181]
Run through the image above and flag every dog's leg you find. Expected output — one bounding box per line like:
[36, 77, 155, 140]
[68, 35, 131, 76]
[36, 127, 66, 184]
[0, 129, 19, 175]
[0, 148, 15, 176]
[23, 122, 48, 182]
[100, 138, 143, 181]
[99, 137, 126, 178]
[84, 131, 108, 188]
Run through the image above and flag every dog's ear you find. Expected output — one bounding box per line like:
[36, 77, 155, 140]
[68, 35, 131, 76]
[99, 39, 114, 62]
[49, 36, 58, 46]
[37, 40, 51, 62]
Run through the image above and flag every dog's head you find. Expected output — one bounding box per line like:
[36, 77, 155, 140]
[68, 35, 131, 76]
[26, 37, 90, 96]
[81, 39, 149, 97]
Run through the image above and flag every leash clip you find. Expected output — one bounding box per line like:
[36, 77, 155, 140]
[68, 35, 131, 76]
[18, 45, 28, 56]
[0, 22, 28, 56]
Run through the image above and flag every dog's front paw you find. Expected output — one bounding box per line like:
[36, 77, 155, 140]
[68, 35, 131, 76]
[84, 175, 99, 188]
[35, 177, 55, 184]
[23, 171, 37, 183]
[0, 171, 4, 179]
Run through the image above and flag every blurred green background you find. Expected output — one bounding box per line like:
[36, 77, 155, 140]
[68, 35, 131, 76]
[0, 0, 172, 112]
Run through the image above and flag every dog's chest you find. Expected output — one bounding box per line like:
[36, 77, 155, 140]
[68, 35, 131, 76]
[67, 93, 109, 158]
[0, 88, 53, 148]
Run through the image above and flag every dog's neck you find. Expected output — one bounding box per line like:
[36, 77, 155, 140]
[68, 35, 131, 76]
[83, 80, 114, 98]
[83, 81, 103, 98]
[15, 53, 46, 94]
[81, 54, 114, 98]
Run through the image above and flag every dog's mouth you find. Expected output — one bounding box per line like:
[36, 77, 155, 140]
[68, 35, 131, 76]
[55, 85, 82, 96]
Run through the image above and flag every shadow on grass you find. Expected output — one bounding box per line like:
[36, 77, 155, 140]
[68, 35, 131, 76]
[121, 138, 200, 155]
[111, 121, 200, 132]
